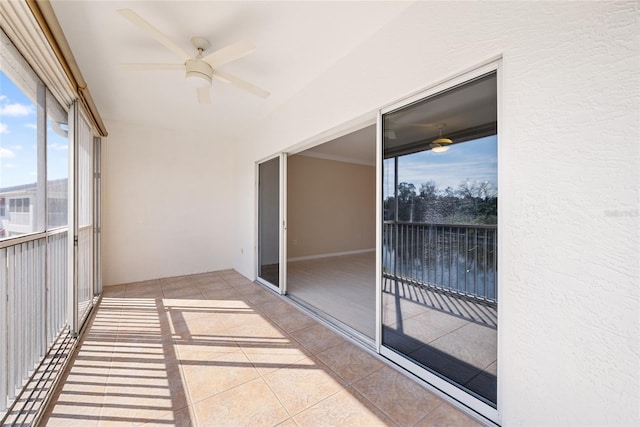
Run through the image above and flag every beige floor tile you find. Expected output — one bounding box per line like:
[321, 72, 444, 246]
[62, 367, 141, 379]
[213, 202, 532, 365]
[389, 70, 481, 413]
[354, 366, 443, 426]
[162, 285, 202, 299]
[44, 383, 103, 425]
[159, 275, 197, 288]
[316, 341, 384, 384]
[103, 284, 126, 298]
[240, 340, 311, 376]
[484, 361, 497, 375]
[199, 286, 245, 303]
[104, 363, 189, 417]
[191, 271, 223, 281]
[125, 283, 164, 298]
[195, 279, 231, 293]
[42, 269, 481, 427]
[170, 311, 228, 340]
[275, 419, 297, 427]
[141, 405, 196, 426]
[98, 404, 174, 426]
[223, 275, 254, 286]
[243, 287, 282, 306]
[264, 356, 346, 415]
[192, 378, 289, 426]
[290, 323, 346, 354]
[429, 323, 496, 370]
[229, 281, 261, 295]
[408, 308, 470, 334]
[216, 308, 271, 330]
[42, 407, 101, 426]
[260, 301, 318, 333]
[254, 299, 290, 317]
[50, 383, 105, 407]
[385, 316, 455, 347]
[293, 387, 395, 427]
[175, 339, 242, 362]
[415, 402, 485, 427]
[181, 350, 260, 404]
[382, 299, 427, 325]
[227, 315, 288, 342]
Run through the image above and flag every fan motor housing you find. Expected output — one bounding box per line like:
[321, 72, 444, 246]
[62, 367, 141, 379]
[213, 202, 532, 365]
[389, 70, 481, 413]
[185, 59, 213, 84]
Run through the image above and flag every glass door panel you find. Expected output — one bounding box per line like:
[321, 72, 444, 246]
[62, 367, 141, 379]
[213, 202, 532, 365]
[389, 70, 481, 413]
[381, 72, 498, 408]
[257, 156, 282, 289]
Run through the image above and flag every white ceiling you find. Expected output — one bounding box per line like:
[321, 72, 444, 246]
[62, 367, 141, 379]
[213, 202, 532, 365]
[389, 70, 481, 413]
[50, 1, 413, 140]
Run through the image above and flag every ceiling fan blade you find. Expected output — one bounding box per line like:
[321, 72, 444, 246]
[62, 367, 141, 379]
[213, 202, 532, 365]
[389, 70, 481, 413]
[213, 70, 270, 99]
[197, 87, 211, 104]
[117, 9, 191, 61]
[121, 63, 184, 71]
[201, 40, 255, 68]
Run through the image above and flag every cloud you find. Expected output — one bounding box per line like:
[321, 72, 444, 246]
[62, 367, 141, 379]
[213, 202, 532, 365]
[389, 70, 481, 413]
[49, 143, 68, 151]
[0, 95, 6, 102]
[0, 147, 15, 159]
[10, 144, 22, 150]
[25, 123, 37, 129]
[0, 102, 34, 117]
[0, 122, 8, 134]
[392, 135, 498, 191]
[4, 163, 17, 168]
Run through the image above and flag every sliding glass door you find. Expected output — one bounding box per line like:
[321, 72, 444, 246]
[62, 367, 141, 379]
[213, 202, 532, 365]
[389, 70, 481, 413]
[257, 154, 286, 292]
[380, 70, 498, 420]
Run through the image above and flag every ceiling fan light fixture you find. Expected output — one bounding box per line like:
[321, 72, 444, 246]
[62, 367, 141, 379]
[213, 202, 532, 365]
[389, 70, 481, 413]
[186, 70, 212, 88]
[432, 124, 453, 146]
[432, 137, 453, 145]
[431, 144, 449, 153]
[185, 58, 213, 88]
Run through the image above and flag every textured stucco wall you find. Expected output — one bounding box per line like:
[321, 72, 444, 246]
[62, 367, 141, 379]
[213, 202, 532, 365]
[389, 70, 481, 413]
[234, 1, 639, 425]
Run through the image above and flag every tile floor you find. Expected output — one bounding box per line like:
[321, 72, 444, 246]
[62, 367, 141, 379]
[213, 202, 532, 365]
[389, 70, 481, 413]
[42, 270, 485, 426]
[382, 277, 497, 404]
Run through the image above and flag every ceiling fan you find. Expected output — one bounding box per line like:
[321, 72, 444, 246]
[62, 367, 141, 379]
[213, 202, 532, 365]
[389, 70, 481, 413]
[117, 9, 270, 104]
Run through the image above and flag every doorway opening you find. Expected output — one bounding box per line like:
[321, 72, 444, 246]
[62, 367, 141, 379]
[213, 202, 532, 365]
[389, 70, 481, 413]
[286, 125, 376, 342]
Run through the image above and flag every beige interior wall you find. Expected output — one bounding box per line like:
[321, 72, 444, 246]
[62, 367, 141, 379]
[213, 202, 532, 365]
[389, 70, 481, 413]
[287, 155, 375, 259]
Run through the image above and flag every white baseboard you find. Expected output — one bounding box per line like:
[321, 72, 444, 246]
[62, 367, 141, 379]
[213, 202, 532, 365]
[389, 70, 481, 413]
[288, 248, 375, 262]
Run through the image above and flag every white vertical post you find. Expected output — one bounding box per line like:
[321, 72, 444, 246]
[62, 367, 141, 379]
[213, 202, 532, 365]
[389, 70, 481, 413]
[93, 137, 101, 297]
[67, 101, 78, 335]
[279, 153, 287, 295]
[0, 248, 6, 413]
[36, 83, 47, 233]
[375, 111, 383, 352]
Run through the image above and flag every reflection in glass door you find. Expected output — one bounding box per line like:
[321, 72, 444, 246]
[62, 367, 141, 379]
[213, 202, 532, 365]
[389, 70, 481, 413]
[380, 71, 498, 416]
[257, 156, 284, 291]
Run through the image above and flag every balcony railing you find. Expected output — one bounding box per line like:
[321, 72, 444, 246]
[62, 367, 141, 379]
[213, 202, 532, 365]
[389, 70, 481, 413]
[383, 221, 497, 304]
[8, 212, 32, 226]
[0, 229, 69, 417]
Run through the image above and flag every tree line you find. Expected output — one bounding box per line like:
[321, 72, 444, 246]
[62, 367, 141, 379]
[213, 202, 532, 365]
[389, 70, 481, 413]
[384, 179, 497, 225]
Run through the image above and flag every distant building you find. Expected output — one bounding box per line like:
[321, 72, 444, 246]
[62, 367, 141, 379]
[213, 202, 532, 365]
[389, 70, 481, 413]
[0, 178, 67, 237]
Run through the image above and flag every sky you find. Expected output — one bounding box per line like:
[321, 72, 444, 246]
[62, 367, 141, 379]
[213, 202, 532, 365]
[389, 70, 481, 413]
[386, 135, 498, 196]
[0, 70, 68, 189]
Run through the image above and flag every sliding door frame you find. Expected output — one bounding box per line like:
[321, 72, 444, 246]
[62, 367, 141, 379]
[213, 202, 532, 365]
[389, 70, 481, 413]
[255, 153, 287, 294]
[69, 104, 100, 335]
[376, 58, 502, 425]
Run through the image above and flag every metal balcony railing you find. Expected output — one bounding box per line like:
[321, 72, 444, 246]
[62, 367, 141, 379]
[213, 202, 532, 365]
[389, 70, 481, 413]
[0, 229, 68, 417]
[383, 221, 497, 304]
